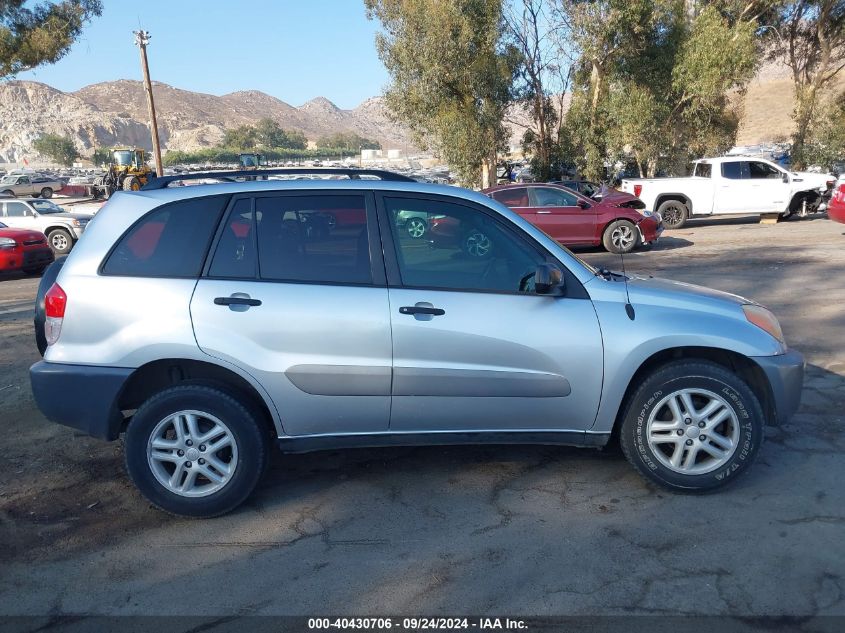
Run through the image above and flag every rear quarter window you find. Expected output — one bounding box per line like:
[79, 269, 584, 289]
[102, 195, 228, 277]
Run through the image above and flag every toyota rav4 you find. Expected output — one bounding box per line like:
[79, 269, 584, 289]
[30, 169, 804, 517]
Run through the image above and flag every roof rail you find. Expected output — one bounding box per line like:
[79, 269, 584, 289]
[141, 167, 416, 190]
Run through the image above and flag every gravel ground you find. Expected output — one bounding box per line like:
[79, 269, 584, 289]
[0, 213, 843, 619]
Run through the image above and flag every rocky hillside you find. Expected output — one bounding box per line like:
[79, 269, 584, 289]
[0, 79, 415, 163]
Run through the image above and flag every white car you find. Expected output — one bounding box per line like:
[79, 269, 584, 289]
[0, 198, 93, 254]
[621, 157, 834, 228]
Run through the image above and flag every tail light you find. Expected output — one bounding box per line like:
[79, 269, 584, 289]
[44, 283, 67, 346]
[634, 184, 642, 198]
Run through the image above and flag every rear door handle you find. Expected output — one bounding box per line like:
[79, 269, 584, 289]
[214, 294, 262, 311]
[399, 305, 445, 316]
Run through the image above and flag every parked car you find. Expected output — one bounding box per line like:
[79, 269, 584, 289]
[0, 174, 63, 199]
[0, 198, 93, 255]
[828, 183, 845, 224]
[0, 221, 54, 275]
[483, 182, 662, 254]
[620, 157, 835, 229]
[29, 168, 803, 517]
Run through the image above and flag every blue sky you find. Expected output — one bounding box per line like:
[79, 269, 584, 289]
[15, 0, 389, 109]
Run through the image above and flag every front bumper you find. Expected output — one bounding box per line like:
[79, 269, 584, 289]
[751, 349, 805, 425]
[637, 216, 664, 244]
[30, 361, 132, 440]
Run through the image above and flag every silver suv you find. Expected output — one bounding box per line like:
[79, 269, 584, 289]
[30, 169, 804, 517]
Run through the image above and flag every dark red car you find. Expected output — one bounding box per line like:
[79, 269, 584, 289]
[828, 183, 845, 224]
[0, 221, 54, 275]
[482, 183, 662, 254]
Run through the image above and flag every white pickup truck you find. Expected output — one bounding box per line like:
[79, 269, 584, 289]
[621, 156, 834, 229]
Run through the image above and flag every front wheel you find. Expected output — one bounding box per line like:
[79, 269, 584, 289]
[47, 229, 73, 255]
[619, 360, 764, 492]
[657, 199, 689, 229]
[123, 176, 141, 191]
[2, 190, 15, 197]
[125, 385, 270, 517]
[602, 219, 638, 254]
[405, 217, 427, 239]
[40, 187, 53, 198]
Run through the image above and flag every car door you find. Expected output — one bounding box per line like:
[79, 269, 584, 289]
[748, 160, 791, 212]
[190, 192, 392, 436]
[714, 161, 762, 213]
[380, 194, 604, 433]
[527, 186, 596, 244]
[1, 201, 33, 230]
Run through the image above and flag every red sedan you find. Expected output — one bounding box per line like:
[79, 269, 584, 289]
[0, 222, 55, 275]
[828, 183, 845, 224]
[482, 183, 662, 254]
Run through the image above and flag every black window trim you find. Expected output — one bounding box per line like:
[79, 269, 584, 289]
[201, 189, 387, 288]
[98, 193, 232, 279]
[375, 192, 589, 299]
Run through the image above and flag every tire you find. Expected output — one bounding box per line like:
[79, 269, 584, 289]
[657, 199, 689, 229]
[405, 217, 427, 239]
[123, 176, 141, 191]
[40, 187, 53, 199]
[2, 190, 15, 197]
[34, 258, 66, 356]
[47, 229, 73, 255]
[619, 360, 764, 493]
[125, 385, 270, 518]
[602, 219, 638, 254]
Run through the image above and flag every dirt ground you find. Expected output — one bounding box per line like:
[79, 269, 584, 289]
[0, 213, 843, 619]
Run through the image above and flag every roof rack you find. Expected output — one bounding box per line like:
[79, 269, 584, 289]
[141, 167, 416, 190]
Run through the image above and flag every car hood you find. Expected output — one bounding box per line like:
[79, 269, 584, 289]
[0, 227, 45, 241]
[624, 275, 754, 314]
[791, 171, 833, 188]
[598, 189, 646, 209]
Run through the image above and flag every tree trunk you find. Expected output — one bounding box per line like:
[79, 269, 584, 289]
[792, 85, 818, 170]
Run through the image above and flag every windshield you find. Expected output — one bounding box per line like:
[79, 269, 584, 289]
[30, 200, 64, 214]
[114, 150, 133, 166]
[0, 221, 6, 228]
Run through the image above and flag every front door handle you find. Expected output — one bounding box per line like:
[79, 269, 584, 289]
[214, 293, 261, 312]
[399, 305, 445, 316]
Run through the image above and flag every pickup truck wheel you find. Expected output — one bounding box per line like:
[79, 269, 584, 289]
[619, 360, 763, 493]
[47, 229, 72, 254]
[602, 220, 638, 254]
[656, 200, 688, 229]
[125, 385, 270, 518]
[2, 190, 14, 197]
[40, 187, 53, 199]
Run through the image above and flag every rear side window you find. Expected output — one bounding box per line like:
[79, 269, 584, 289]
[721, 161, 747, 180]
[209, 194, 372, 284]
[492, 187, 529, 207]
[102, 195, 228, 277]
[694, 163, 712, 178]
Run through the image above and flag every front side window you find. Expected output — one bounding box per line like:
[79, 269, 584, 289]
[210, 194, 372, 284]
[528, 187, 578, 207]
[749, 161, 782, 179]
[102, 195, 227, 277]
[4, 202, 30, 217]
[386, 197, 545, 294]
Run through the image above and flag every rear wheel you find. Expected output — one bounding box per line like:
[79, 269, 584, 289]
[47, 229, 73, 255]
[125, 385, 270, 517]
[657, 199, 689, 229]
[602, 219, 638, 254]
[40, 187, 53, 199]
[619, 360, 764, 492]
[405, 217, 427, 239]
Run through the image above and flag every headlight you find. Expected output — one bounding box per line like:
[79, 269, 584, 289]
[743, 304, 785, 344]
[0, 237, 17, 249]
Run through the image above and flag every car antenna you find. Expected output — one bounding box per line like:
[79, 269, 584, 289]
[620, 250, 635, 321]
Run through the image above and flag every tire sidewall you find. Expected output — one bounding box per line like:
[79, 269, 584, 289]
[125, 386, 268, 517]
[658, 201, 688, 229]
[623, 367, 763, 491]
[48, 229, 72, 254]
[603, 219, 638, 254]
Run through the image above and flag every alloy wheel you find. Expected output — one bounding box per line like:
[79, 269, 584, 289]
[464, 231, 492, 257]
[611, 224, 635, 250]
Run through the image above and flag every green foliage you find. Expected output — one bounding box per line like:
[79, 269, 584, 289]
[1, 0, 102, 78]
[221, 120, 307, 151]
[366, 0, 517, 186]
[32, 133, 78, 166]
[91, 147, 112, 166]
[317, 132, 381, 150]
[162, 147, 347, 167]
[802, 92, 845, 169]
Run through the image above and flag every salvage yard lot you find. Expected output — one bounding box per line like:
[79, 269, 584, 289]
[1, 214, 843, 616]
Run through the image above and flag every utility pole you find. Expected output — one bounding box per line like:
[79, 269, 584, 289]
[133, 30, 163, 175]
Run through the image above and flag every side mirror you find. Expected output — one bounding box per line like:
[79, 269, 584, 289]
[577, 199, 591, 209]
[535, 263, 564, 295]
[782, 173, 790, 183]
